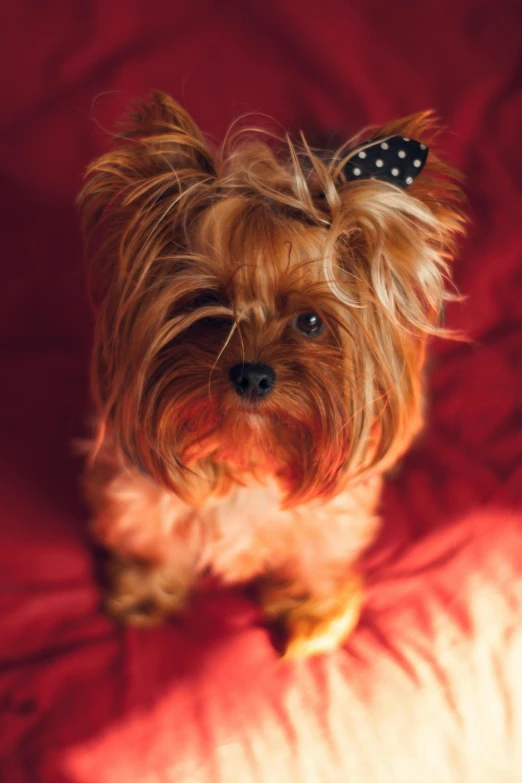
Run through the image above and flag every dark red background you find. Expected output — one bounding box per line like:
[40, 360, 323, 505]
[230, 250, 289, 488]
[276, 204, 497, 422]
[1, 2, 522, 781]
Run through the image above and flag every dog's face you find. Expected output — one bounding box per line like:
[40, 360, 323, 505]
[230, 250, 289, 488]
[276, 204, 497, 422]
[80, 93, 464, 505]
[148, 208, 354, 502]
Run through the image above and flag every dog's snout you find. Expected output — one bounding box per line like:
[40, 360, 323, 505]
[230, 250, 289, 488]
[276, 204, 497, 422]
[229, 363, 276, 400]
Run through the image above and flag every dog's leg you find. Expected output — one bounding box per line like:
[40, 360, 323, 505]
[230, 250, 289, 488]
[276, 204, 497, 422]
[259, 478, 381, 657]
[259, 571, 364, 658]
[103, 553, 194, 628]
[84, 445, 200, 627]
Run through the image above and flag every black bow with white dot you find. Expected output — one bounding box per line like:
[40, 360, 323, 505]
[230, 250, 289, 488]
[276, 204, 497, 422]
[343, 136, 429, 189]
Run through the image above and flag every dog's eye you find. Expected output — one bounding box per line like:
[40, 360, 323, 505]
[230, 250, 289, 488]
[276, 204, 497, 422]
[294, 312, 325, 337]
[191, 291, 221, 309]
[188, 291, 232, 329]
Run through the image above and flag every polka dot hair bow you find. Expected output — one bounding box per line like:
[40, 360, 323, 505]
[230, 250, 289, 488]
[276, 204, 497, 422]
[343, 136, 429, 189]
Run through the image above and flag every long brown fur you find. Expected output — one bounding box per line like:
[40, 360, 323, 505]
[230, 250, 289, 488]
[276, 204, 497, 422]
[79, 92, 465, 656]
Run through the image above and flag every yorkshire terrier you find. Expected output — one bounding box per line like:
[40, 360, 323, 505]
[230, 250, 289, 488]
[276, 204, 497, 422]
[79, 92, 464, 657]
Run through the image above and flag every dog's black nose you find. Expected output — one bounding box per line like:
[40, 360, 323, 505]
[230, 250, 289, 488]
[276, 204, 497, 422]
[229, 363, 276, 399]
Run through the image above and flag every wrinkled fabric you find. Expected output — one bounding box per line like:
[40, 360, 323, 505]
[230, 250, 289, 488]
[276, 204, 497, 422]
[1, 2, 521, 781]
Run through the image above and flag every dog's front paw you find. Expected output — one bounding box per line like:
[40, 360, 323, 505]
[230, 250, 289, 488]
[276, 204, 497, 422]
[104, 556, 189, 628]
[260, 575, 363, 658]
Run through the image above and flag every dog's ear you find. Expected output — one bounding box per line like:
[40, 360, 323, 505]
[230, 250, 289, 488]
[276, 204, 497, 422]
[362, 111, 465, 233]
[327, 113, 467, 477]
[116, 91, 215, 176]
[332, 112, 466, 335]
[80, 91, 215, 212]
[78, 92, 216, 287]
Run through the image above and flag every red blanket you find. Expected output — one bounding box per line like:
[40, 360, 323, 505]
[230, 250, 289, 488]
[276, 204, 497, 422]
[1, 2, 521, 781]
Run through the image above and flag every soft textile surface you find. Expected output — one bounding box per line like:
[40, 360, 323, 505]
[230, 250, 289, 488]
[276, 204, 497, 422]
[1, 2, 521, 781]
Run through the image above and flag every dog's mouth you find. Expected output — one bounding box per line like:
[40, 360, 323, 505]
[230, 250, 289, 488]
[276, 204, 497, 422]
[181, 404, 284, 466]
[225, 387, 276, 418]
[233, 402, 271, 417]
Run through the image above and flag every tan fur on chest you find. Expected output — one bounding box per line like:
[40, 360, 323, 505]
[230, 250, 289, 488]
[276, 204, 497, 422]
[88, 453, 381, 594]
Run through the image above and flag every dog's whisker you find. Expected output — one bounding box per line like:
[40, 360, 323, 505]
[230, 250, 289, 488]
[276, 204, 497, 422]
[207, 321, 238, 402]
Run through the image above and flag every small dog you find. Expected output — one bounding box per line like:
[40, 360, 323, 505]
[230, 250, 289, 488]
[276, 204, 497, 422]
[79, 92, 464, 657]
